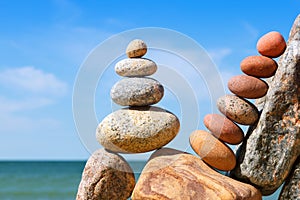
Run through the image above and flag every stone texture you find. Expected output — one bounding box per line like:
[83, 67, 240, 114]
[190, 130, 236, 171]
[217, 94, 259, 125]
[279, 157, 300, 200]
[231, 15, 300, 195]
[204, 113, 244, 144]
[126, 39, 147, 58]
[240, 55, 278, 78]
[228, 75, 268, 99]
[96, 106, 180, 153]
[132, 148, 262, 200]
[257, 31, 287, 58]
[76, 149, 135, 200]
[115, 58, 157, 77]
[111, 77, 164, 106]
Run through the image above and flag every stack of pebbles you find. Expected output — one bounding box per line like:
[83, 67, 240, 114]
[189, 31, 286, 172]
[97, 39, 180, 153]
[77, 39, 180, 200]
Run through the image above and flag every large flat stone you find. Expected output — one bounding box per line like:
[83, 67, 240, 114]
[132, 148, 262, 200]
[231, 15, 300, 195]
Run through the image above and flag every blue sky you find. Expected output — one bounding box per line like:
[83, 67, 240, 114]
[0, 0, 299, 160]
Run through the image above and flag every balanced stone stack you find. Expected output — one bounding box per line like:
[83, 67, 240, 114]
[77, 39, 180, 200]
[189, 31, 286, 175]
[232, 15, 300, 198]
[97, 39, 180, 153]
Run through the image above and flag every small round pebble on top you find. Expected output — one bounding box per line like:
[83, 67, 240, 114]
[256, 31, 286, 58]
[126, 39, 147, 58]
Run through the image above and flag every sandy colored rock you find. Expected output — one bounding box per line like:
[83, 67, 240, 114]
[217, 94, 259, 125]
[189, 130, 236, 171]
[279, 157, 300, 200]
[126, 39, 147, 58]
[228, 75, 268, 99]
[111, 77, 164, 106]
[132, 148, 262, 200]
[257, 31, 286, 58]
[76, 149, 135, 200]
[231, 15, 300, 195]
[204, 113, 244, 144]
[96, 106, 180, 153]
[115, 58, 157, 77]
[240, 55, 278, 78]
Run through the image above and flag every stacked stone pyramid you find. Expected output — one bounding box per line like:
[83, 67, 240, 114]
[96, 39, 180, 153]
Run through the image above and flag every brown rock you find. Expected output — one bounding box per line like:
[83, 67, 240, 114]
[126, 39, 147, 58]
[257, 31, 286, 58]
[132, 148, 262, 200]
[204, 113, 244, 145]
[279, 157, 300, 200]
[189, 130, 236, 171]
[240, 55, 278, 78]
[228, 75, 269, 99]
[217, 94, 259, 125]
[76, 149, 135, 200]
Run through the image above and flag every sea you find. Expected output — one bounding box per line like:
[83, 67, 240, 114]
[0, 161, 281, 200]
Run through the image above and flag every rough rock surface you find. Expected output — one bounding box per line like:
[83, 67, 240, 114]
[132, 148, 262, 200]
[279, 157, 300, 200]
[217, 94, 259, 125]
[231, 15, 300, 195]
[96, 106, 180, 153]
[111, 77, 164, 106]
[76, 149, 135, 200]
[115, 58, 157, 77]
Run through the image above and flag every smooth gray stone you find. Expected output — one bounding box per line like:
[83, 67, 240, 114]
[111, 77, 164, 106]
[231, 15, 300, 195]
[115, 58, 157, 77]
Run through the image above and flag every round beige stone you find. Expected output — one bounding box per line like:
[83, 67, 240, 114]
[115, 58, 157, 77]
[96, 106, 180, 153]
[126, 39, 147, 58]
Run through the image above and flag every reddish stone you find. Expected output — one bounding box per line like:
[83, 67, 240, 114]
[228, 75, 268, 99]
[204, 114, 244, 145]
[257, 31, 286, 58]
[240, 55, 278, 78]
[189, 130, 236, 171]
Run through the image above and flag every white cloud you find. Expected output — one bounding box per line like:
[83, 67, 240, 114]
[0, 66, 67, 96]
[208, 48, 232, 65]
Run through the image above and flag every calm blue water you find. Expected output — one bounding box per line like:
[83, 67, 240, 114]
[0, 161, 280, 199]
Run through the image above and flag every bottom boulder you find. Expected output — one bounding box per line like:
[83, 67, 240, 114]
[132, 148, 261, 200]
[76, 148, 135, 200]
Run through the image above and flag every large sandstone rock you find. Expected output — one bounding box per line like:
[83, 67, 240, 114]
[279, 157, 300, 200]
[132, 148, 262, 200]
[231, 15, 300, 195]
[76, 149, 135, 200]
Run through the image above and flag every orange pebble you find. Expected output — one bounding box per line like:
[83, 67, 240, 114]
[257, 31, 286, 58]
